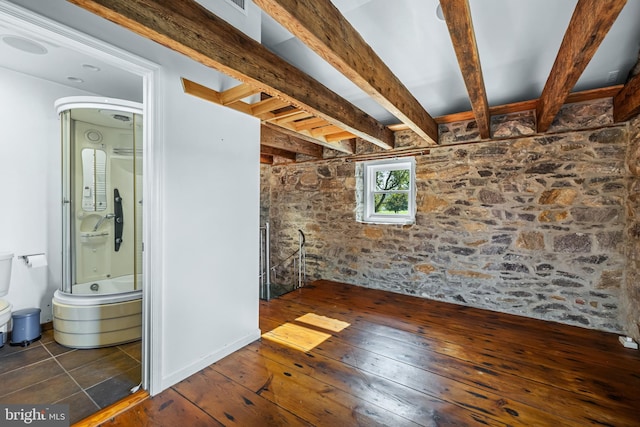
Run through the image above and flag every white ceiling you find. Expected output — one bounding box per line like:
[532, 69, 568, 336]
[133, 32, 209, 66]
[262, 0, 640, 123]
[0, 11, 142, 102]
[1, 0, 639, 126]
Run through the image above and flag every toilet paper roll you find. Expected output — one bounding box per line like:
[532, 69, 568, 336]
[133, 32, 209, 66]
[26, 254, 47, 269]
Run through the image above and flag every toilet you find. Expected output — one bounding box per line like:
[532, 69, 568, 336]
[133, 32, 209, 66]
[0, 251, 14, 347]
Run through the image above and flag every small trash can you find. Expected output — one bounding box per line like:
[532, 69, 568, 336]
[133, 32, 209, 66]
[10, 308, 41, 347]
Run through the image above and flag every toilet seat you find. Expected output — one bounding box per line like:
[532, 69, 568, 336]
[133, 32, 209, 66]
[0, 299, 9, 313]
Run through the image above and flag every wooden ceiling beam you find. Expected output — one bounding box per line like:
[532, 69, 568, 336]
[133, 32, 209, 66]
[387, 85, 624, 130]
[219, 83, 260, 105]
[613, 72, 640, 122]
[325, 132, 355, 143]
[253, 0, 433, 145]
[536, 0, 627, 132]
[311, 125, 344, 138]
[261, 124, 323, 158]
[268, 122, 355, 154]
[272, 111, 313, 125]
[183, 78, 353, 154]
[251, 97, 290, 117]
[260, 145, 297, 161]
[69, 0, 394, 149]
[439, 0, 490, 139]
[294, 117, 329, 132]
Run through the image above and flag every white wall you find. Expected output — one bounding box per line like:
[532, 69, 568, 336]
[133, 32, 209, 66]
[4, 0, 261, 394]
[0, 67, 93, 323]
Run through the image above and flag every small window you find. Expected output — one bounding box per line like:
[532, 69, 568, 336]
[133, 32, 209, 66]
[363, 158, 416, 224]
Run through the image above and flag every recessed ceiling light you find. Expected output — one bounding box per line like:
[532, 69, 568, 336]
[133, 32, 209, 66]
[67, 76, 84, 83]
[435, 4, 445, 21]
[82, 64, 101, 72]
[1, 35, 48, 54]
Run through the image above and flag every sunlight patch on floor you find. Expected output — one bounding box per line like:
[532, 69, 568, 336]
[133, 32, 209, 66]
[295, 313, 350, 332]
[262, 322, 332, 352]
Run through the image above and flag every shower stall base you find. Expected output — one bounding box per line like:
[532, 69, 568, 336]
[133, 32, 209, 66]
[52, 275, 141, 349]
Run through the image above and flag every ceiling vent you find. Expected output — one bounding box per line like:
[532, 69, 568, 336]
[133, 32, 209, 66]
[225, 0, 246, 13]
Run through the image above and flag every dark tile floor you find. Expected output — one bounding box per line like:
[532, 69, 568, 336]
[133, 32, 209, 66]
[0, 328, 141, 425]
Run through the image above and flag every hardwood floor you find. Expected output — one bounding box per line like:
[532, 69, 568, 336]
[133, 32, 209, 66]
[96, 280, 640, 426]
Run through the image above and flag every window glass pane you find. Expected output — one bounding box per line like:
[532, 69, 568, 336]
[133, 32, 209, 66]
[374, 193, 409, 214]
[375, 169, 410, 191]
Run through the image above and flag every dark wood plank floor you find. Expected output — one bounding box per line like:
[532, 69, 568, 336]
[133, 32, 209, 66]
[98, 280, 640, 426]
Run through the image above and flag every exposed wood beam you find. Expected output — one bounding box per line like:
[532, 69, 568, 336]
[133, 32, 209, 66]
[613, 73, 640, 122]
[182, 78, 355, 154]
[267, 123, 355, 154]
[253, 0, 434, 145]
[439, 0, 490, 139]
[260, 154, 273, 165]
[387, 85, 624, 130]
[260, 145, 297, 161]
[271, 111, 313, 126]
[311, 125, 343, 138]
[261, 124, 323, 158]
[536, 0, 626, 132]
[326, 132, 356, 143]
[219, 83, 259, 105]
[294, 117, 329, 132]
[251, 97, 290, 117]
[69, 0, 394, 149]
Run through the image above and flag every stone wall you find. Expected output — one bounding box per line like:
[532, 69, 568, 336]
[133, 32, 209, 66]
[624, 114, 640, 340]
[262, 104, 639, 334]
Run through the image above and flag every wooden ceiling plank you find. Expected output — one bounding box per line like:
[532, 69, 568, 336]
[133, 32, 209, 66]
[311, 125, 343, 138]
[182, 78, 253, 115]
[260, 154, 274, 165]
[264, 107, 305, 122]
[294, 117, 329, 132]
[253, 0, 431, 145]
[181, 78, 222, 104]
[273, 111, 314, 125]
[277, 122, 355, 154]
[325, 131, 356, 143]
[613, 73, 640, 122]
[440, 0, 490, 139]
[251, 97, 290, 117]
[69, 0, 394, 149]
[535, 0, 627, 132]
[219, 83, 260, 105]
[261, 124, 323, 158]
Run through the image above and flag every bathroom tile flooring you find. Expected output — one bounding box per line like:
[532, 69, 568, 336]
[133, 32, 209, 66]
[0, 328, 141, 425]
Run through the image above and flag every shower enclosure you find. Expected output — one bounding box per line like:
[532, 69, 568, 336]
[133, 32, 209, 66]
[52, 97, 143, 349]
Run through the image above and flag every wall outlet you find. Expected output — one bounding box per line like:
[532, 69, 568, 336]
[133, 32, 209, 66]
[619, 336, 639, 349]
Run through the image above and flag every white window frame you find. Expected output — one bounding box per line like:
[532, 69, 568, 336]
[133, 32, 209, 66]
[363, 158, 416, 224]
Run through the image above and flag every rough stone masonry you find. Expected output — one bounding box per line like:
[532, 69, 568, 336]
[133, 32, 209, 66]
[262, 99, 639, 335]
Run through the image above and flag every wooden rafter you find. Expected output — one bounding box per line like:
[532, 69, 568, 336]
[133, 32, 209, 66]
[613, 72, 640, 122]
[439, 0, 490, 139]
[265, 123, 356, 155]
[219, 83, 259, 105]
[182, 78, 356, 154]
[261, 124, 323, 158]
[536, 0, 627, 132]
[387, 85, 623, 130]
[253, 0, 434, 145]
[69, 0, 394, 150]
[260, 145, 297, 161]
